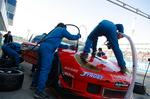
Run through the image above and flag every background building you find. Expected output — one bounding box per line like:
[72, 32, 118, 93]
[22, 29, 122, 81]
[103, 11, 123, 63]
[0, 0, 16, 31]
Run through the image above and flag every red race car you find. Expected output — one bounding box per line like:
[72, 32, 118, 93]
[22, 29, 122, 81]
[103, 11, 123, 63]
[21, 40, 131, 99]
[21, 24, 134, 99]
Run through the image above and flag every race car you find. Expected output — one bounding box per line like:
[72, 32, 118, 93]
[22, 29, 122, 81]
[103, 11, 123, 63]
[21, 41, 131, 99]
[21, 24, 134, 99]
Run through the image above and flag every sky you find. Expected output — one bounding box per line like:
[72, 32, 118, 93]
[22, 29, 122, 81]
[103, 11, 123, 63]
[8, 0, 150, 45]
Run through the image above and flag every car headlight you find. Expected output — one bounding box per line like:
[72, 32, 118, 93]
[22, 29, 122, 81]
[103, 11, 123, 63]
[115, 82, 129, 87]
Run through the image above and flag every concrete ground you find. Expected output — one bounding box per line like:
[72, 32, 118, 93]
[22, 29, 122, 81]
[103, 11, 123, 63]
[0, 62, 82, 99]
[0, 62, 150, 99]
[0, 62, 58, 99]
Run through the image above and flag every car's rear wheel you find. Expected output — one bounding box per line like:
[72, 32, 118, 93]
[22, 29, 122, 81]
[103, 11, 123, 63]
[0, 68, 24, 91]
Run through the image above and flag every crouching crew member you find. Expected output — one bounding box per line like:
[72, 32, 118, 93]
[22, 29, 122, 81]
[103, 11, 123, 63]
[1, 42, 23, 67]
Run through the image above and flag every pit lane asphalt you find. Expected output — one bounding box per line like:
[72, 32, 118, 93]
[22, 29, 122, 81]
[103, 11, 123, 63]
[0, 62, 149, 99]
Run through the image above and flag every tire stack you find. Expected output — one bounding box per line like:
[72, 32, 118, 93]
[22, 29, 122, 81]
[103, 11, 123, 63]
[0, 58, 24, 91]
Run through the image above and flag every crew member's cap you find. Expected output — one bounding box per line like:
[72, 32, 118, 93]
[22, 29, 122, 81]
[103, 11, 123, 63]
[56, 23, 66, 28]
[115, 24, 124, 33]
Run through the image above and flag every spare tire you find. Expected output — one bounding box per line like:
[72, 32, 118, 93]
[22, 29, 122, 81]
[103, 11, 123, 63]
[0, 68, 24, 91]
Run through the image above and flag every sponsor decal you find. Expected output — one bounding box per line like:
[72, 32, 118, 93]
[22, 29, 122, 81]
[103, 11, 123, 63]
[64, 72, 74, 78]
[111, 74, 130, 81]
[80, 71, 103, 80]
[64, 66, 78, 73]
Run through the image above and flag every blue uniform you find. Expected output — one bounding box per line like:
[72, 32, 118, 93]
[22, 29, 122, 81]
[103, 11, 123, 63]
[83, 20, 126, 68]
[97, 51, 105, 57]
[31, 33, 47, 43]
[31, 33, 47, 73]
[31, 33, 69, 73]
[32, 26, 80, 93]
[2, 42, 21, 65]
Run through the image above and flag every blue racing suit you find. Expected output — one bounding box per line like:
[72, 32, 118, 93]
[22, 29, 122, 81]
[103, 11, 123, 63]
[83, 20, 126, 68]
[32, 27, 80, 93]
[31, 33, 47, 43]
[1, 42, 21, 66]
[97, 51, 105, 57]
[30, 33, 47, 73]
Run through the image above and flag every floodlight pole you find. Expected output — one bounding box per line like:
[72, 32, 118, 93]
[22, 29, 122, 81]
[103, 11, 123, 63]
[107, 0, 150, 19]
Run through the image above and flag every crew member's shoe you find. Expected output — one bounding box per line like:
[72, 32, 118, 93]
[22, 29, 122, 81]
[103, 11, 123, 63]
[80, 52, 88, 64]
[91, 52, 96, 57]
[120, 66, 129, 74]
[34, 90, 49, 99]
[30, 84, 37, 91]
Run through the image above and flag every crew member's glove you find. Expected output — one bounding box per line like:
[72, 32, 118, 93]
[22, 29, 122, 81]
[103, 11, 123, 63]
[78, 33, 81, 38]
[118, 32, 124, 39]
[69, 45, 76, 50]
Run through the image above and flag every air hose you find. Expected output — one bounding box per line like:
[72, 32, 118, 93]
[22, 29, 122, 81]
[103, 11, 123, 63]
[65, 24, 81, 52]
[122, 33, 138, 99]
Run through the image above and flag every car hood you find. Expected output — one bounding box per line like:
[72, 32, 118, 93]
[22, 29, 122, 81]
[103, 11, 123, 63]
[74, 53, 121, 73]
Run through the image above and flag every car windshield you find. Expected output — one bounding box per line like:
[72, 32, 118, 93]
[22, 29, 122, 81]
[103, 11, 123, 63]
[60, 39, 92, 53]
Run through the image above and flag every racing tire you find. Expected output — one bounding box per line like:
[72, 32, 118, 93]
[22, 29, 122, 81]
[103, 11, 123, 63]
[0, 68, 24, 91]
